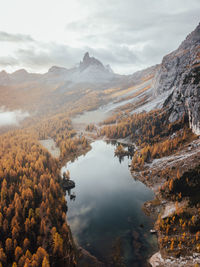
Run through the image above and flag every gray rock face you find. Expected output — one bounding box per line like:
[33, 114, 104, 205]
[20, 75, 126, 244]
[154, 23, 200, 135]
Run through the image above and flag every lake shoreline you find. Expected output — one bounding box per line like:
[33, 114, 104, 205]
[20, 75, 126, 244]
[39, 131, 162, 266]
[130, 138, 200, 267]
[62, 140, 157, 267]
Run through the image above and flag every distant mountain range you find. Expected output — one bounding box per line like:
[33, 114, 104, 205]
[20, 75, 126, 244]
[0, 51, 119, 87]
[0, 51, 157, 115]
[0, 22, 200, 134]
[0, 49, 158, 90]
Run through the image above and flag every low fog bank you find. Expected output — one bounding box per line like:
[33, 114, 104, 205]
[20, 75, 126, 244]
[0, 107, 30, 127]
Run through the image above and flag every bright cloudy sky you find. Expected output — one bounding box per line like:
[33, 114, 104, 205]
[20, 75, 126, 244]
[0, 0, 200, 74]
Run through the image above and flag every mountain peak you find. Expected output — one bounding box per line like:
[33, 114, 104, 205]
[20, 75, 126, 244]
[83, 52, 90, 61]
[80, 52, 105, 71]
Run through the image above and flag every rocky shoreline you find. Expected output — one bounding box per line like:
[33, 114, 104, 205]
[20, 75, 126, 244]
[131, 138, 200, 267]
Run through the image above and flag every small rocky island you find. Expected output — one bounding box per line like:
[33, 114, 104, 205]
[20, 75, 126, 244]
[61, 171, 75, 190]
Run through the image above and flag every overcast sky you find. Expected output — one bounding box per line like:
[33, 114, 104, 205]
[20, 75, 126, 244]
[0, 0, 200, 74]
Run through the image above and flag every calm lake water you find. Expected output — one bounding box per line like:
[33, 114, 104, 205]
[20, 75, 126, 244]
[62, 140, 157, 267]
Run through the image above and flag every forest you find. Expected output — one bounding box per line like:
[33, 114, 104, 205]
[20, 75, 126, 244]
[0, 118, 82, 266]
[32, 114, 89, 163]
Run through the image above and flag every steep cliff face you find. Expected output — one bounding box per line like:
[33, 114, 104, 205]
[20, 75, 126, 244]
[154, 23, 200, 135]
[166, 64, 200, 135]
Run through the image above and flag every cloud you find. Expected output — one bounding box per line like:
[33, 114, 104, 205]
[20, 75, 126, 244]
[0, 108, 29, 127]
[68, 204, 94, 235]
[14, 43, 86, 70]
[0, 0, 200, 74]
[63, 0, 200, 73]
[14, 43, 140, 69]
[0, 31, 34, 43]
[11, 42, 141, 74]
[0, 56, 18, 66]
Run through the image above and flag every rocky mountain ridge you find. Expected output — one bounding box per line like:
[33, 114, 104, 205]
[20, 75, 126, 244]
[0, 52, 119, 87]
[0, 51, 159, 91]
[154, 23, 200, 135]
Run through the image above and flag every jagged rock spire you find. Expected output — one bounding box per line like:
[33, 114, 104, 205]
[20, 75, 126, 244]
[79, 52, 105, 71]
